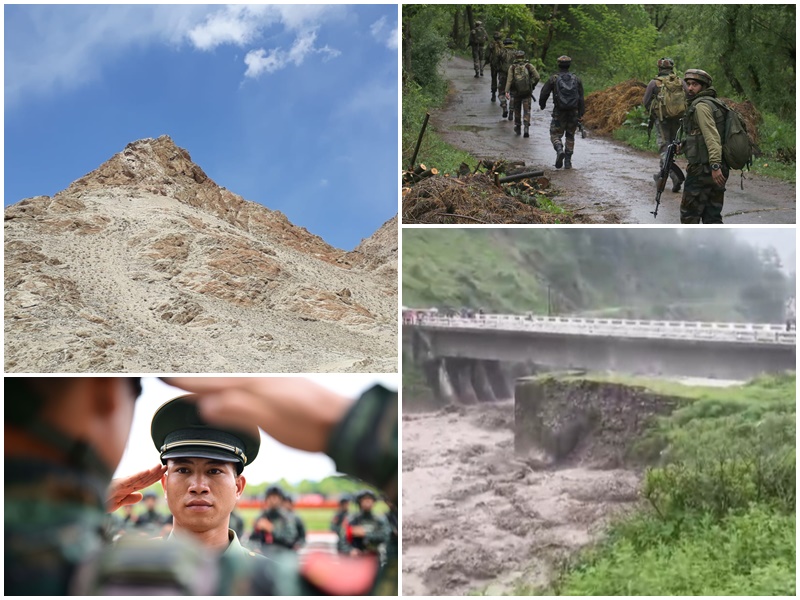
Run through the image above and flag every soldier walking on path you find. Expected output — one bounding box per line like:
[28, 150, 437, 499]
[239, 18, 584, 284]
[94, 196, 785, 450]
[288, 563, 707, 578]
[643, 58, 687, 192]
[486, 31, 504, 102]
[677, 69, 729, 224]
[497, 38, 516, 120]
[539, 55, 585, 169]
[468, 20, 488, 78]
[505, 50, 540, 138]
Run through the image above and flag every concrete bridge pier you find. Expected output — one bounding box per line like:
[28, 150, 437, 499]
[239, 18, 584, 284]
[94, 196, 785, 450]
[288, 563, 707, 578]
[472, 361, 497, 403]
[486, 360, 513, 400]
[448, 359, 479, 404]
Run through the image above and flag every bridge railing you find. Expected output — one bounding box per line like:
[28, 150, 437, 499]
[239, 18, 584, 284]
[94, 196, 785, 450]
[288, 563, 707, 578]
[405, 313, 796, 345]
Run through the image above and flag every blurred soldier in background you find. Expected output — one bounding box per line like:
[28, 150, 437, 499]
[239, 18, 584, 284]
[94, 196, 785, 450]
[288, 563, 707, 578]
[338, 490, 391, 558]
[283, 493, 307, 550]
[331, 493, 352, 552]
[134, 491, 167, 533]
[250, 485, 297, 551]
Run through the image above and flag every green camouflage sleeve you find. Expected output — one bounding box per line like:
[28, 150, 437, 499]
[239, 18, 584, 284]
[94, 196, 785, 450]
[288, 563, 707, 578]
[326, 385, 398, 502]
[364, 515, 391, 548]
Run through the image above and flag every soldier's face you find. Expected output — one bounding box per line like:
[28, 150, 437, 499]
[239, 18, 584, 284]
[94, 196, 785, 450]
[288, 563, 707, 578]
[685, 80, 703, 96]
[360, 497, 375, 511]
[162, 457, 245, 535]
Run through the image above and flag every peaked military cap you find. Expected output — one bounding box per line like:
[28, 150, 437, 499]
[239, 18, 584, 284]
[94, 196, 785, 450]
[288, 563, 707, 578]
[151, 395, 260, 474]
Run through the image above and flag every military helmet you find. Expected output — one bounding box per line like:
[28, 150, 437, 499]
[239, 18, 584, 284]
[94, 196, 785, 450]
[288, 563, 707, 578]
[339, 493, 352, 504]
[355, 489, 377, 503]
[493, 31, 501, 40]
[657, 57, 674, 70]
[557, 55, 572, 65]
[151, 395, 260, 475]
[503, 38, 514, 47]
[684, 68, 712, 87]
[143, 491, 157, 500]
[514, 50, 525, 59]
[265, 485, 285, 499]
[475, 20, 482, 26]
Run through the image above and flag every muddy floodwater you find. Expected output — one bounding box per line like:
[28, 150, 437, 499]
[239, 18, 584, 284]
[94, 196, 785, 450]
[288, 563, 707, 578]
[431, 57, 796, 224]
[402, 400, 640, 596]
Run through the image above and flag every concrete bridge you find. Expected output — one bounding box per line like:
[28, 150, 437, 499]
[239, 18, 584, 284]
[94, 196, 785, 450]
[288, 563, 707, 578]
[403, 313, 796, 403]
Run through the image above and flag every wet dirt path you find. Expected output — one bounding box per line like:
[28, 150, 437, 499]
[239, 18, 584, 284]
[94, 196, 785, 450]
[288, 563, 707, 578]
[431, 57, 796, 224]
[401, 400, 640, 596]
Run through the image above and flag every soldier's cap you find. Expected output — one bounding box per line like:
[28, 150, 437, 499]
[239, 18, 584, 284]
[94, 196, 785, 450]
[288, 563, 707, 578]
[143, 491, 157, 500]
[151, 395, 260, 475]
[475, 20, 482, 26]
[503, 38, 514, 46]
[339, 494, 352, 503]
[684, 68, 712, 87]
[658, 57, 675, 69]
[515, 50, 525, 58]
[265, 484, 285, 499]
[557, 55, 572, 64]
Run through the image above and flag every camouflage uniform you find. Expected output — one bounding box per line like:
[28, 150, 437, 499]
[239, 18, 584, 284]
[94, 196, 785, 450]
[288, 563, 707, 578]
[680, 77, 728, 224]
[468, 22, 488, 77]
[486, 34, 504, 101]
[337, 508, 391, 556]
[497, 39, 516, 119]
[250, 505, 298, 550]
[505, 52, 540, 136]
[539, 57, 585, 169]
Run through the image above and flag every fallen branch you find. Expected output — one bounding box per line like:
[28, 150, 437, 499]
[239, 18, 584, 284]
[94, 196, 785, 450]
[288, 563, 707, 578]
[431, 212, 488, 224]
[498, 170, 546, 184]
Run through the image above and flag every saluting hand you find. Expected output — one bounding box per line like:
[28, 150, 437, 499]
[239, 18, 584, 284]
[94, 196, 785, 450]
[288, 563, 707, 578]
[160, 378, 352, 453]
[106, 463, 167, 513]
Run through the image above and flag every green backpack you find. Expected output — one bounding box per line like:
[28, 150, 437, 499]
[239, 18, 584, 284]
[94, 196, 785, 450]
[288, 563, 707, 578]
[654, 73, 686, 120]
[695, 97, 754, 170]
[511, 63, 532, 95]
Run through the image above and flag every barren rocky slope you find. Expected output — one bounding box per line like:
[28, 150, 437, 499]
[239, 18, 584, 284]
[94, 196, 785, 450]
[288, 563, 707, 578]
[5, 135, 397, 373]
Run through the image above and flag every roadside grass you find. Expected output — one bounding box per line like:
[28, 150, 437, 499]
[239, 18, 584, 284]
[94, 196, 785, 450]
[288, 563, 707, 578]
[403, 81, 478, 176]
[509, 372, 797, 595]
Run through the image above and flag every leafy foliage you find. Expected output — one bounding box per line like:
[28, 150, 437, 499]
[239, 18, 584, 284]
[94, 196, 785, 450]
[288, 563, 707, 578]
[403, 228, 790, 322]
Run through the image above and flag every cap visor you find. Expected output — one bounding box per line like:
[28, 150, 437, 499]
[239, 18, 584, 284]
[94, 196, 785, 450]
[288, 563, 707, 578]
[161, 446, 242, 466]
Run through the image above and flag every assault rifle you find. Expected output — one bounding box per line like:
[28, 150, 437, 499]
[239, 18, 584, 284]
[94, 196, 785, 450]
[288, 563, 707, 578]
[652, 139, 679, 219]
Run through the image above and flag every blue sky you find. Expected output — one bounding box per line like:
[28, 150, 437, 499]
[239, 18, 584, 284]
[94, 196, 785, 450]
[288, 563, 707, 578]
[5, 5, 398, 251]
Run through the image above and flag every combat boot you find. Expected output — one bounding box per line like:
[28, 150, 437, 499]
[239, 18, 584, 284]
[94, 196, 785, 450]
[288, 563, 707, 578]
[523, 125, 530, 138]
[502, 109, 508, 118]
[491, 92, 496, 102]
[514, 124, 521, 136]
[555, 146, 565, 169]
[474, 72, 479, 78]
[507, 110, 514, 122]
[564, 152, 573, 169]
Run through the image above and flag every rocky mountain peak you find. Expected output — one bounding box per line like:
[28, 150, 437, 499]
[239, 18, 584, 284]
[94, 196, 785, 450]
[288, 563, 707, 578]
[67, 135, 211, 194]
[5, 135, 397, 373]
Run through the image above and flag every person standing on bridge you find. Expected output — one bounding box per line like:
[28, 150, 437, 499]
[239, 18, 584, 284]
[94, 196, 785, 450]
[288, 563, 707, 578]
[505, 50, 540, 138]
[539, 55, 585, 169]
[676, 69, 728, 224]
[468, 20, 488, 78]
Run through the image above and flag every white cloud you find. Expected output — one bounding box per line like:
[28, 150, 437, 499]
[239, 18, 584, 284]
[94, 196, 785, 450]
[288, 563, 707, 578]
[6, 4, 346, 106]
[386, 27, 399, 50]
[370, 15, 398, 50]
[244, 29, 340, 79]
